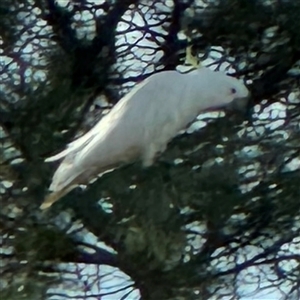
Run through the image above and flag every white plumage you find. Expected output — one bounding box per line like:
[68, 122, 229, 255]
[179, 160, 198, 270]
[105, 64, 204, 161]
[41, 67, 249, 209]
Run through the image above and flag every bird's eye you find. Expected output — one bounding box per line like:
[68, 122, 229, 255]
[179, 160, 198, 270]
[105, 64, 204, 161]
[231, 88, 237, 94]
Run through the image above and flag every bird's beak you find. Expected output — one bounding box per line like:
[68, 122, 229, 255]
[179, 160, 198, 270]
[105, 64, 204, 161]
[227, 92, 251, 113]
[225, 91, 253, 123]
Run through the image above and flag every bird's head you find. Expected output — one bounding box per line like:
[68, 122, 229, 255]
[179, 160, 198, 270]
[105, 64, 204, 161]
[195, 68, 250, 113]
[223, 76, 250, 112]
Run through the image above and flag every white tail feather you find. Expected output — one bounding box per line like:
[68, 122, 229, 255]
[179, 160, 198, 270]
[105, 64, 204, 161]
[40, 184, 76, 210]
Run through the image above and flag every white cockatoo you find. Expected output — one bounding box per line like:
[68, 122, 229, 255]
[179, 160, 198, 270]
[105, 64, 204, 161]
[41, 67, 249, 209]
